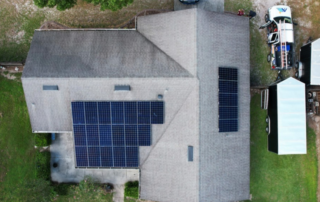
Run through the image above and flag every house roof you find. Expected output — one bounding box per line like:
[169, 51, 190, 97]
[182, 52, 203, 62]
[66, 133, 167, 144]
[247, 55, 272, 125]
[22, 8, 250, 202]
[277, 77, 306, 155]
[310, 38, 320, 85]
[22, 31, 191, 78]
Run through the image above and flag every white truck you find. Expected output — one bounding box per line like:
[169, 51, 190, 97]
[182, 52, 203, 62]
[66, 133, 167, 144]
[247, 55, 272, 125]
[259, 5, 295, 70]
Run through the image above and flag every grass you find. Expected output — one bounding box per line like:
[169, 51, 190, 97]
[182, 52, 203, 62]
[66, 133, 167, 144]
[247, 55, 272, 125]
[246, 94, 317, 202]
[124, 181, 139, 199]
[0, 73, 38, 201]
[0, 7, 45, 62]
[225, 0, 278, 86]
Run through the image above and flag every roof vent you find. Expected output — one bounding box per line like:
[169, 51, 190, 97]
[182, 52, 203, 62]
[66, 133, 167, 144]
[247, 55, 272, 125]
[158, 94, 163, 99]
[114, 85, 131, 91]
[43, 85, 59, 90]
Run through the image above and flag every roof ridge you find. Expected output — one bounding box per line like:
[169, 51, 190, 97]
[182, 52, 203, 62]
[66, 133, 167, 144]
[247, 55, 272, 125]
[139, 83, 198, 167]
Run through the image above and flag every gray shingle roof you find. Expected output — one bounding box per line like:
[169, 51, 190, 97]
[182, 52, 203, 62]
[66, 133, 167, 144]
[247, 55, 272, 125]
[22, 8, 250, 202]
[22, 30, 191, 78]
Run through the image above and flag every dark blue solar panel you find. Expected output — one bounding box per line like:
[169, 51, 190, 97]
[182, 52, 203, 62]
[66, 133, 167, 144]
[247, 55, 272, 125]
[124, 102, 137, 124]
[101, 147, 113, 167]
[72, 102, 85, 124]
[73, 125, 87, 146]
[151, 102, 164, 124]
[85, 102, 98, 124]
[111, 102, 124, 124]
[219, 94, 238, 106]
[218, 67, 238, 133]
[88, 147, 101, 167]
[138, 102, 150, 124]
[86, 125, 99, 146]
[98, 102, 111, 124]
[113, 147, 126, 167]
[219, 67, 238, 81]
[219, 81, 238, 93]
[219, 120, 238, 132]
[126, 147, 139, 167]
[219, 107, 237, 119]
[75, 147, 88, 167]
[125, 125, 138, 146]
[138, 125, 151, 146]
[72, 101, 165, 168]
[99, 125, 112, 146]
[112, 125, 125, 146]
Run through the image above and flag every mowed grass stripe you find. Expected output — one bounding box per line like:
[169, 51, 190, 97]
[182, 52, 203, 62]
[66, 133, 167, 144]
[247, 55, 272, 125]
[0, 74, 36, 200]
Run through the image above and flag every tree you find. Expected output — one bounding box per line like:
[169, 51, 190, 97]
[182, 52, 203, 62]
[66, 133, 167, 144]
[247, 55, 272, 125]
[34, 0, 77, 11]
[83, 0, 134, 11]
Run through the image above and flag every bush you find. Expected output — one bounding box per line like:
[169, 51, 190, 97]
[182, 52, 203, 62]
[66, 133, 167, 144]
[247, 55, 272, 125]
[35, 151, 51, 180]
[35, 133, 51, 146]
[124, 181, 139, 199]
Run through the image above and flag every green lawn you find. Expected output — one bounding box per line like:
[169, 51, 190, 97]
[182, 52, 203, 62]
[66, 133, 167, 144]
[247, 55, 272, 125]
[247, 94, 317, 202]
[0, 73, 38, 200]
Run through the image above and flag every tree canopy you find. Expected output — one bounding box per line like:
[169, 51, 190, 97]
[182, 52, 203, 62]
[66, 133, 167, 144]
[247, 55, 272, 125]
[34, 0, 77, 11]
[33, 0, 134, 11]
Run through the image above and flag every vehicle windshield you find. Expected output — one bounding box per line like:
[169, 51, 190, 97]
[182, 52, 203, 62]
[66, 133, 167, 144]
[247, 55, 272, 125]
[274, 17, 292, 24]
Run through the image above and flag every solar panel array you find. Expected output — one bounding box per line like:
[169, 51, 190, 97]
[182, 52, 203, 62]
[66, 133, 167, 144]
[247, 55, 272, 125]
[218, 67, 238, 132]
[72, 101, 164, 168]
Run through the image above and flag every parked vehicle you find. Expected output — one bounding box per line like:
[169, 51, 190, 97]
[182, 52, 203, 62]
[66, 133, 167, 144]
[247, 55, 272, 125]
[179, 0, 199, 4]
[260, 5, 295, 70]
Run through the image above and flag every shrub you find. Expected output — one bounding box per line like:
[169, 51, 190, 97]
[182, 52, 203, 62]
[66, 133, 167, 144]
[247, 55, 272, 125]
[35, 133, 51, 146]
[124, 181, 139, 199]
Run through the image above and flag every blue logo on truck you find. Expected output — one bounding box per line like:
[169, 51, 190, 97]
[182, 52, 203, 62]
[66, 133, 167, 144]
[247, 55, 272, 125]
[277, 8, 287, 12]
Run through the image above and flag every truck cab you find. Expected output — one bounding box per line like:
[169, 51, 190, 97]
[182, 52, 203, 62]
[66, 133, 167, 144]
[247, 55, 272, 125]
[260, 6, 295, 70]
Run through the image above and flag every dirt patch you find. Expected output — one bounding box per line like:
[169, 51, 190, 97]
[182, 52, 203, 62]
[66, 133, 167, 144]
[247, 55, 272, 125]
[308, 116, 320, 202]
[39, 21, 70, 30]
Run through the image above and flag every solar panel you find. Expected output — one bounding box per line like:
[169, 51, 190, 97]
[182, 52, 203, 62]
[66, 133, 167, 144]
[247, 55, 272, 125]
[126, 147, 139, 167]
[71, 101, 164, 168]
[86, 125, 99, 146]
[88, 147, 101, 167]
[99, 125, 112, 146]
[101, 147, 113, 167]
[112, 125, 125, 146]
[113, 147, 126, 167]
[219, 67, 238, 81]
[219, 120, 238, 132]
[138, 102, 150, 124]
[85, 102, 98, 124]
[98, 102, 111, 124]
[125, 125, 138, 146]
[138, 125, 151, 146]
[75, 147, 88, 167]
[111, 102, 124, 124]
[219, 67, 238, 133]
[219, 81, 238, 93]
[219, 94, 238, 106]
[151, 102, 164, 124]
[124, 102, 137, 124]
[73, 125, 87, 146]
[72, 102, 85, 124]
[219, 107, 238, 119]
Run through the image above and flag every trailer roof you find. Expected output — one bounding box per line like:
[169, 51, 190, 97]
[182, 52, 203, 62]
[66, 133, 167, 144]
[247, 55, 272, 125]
[277, 77, 306, 155]
[310, 38, 320, 85]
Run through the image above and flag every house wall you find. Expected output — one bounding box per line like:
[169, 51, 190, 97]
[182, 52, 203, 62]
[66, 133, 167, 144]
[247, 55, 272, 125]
[300, 43, 311, 85]
[267, 85, 278, 154]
